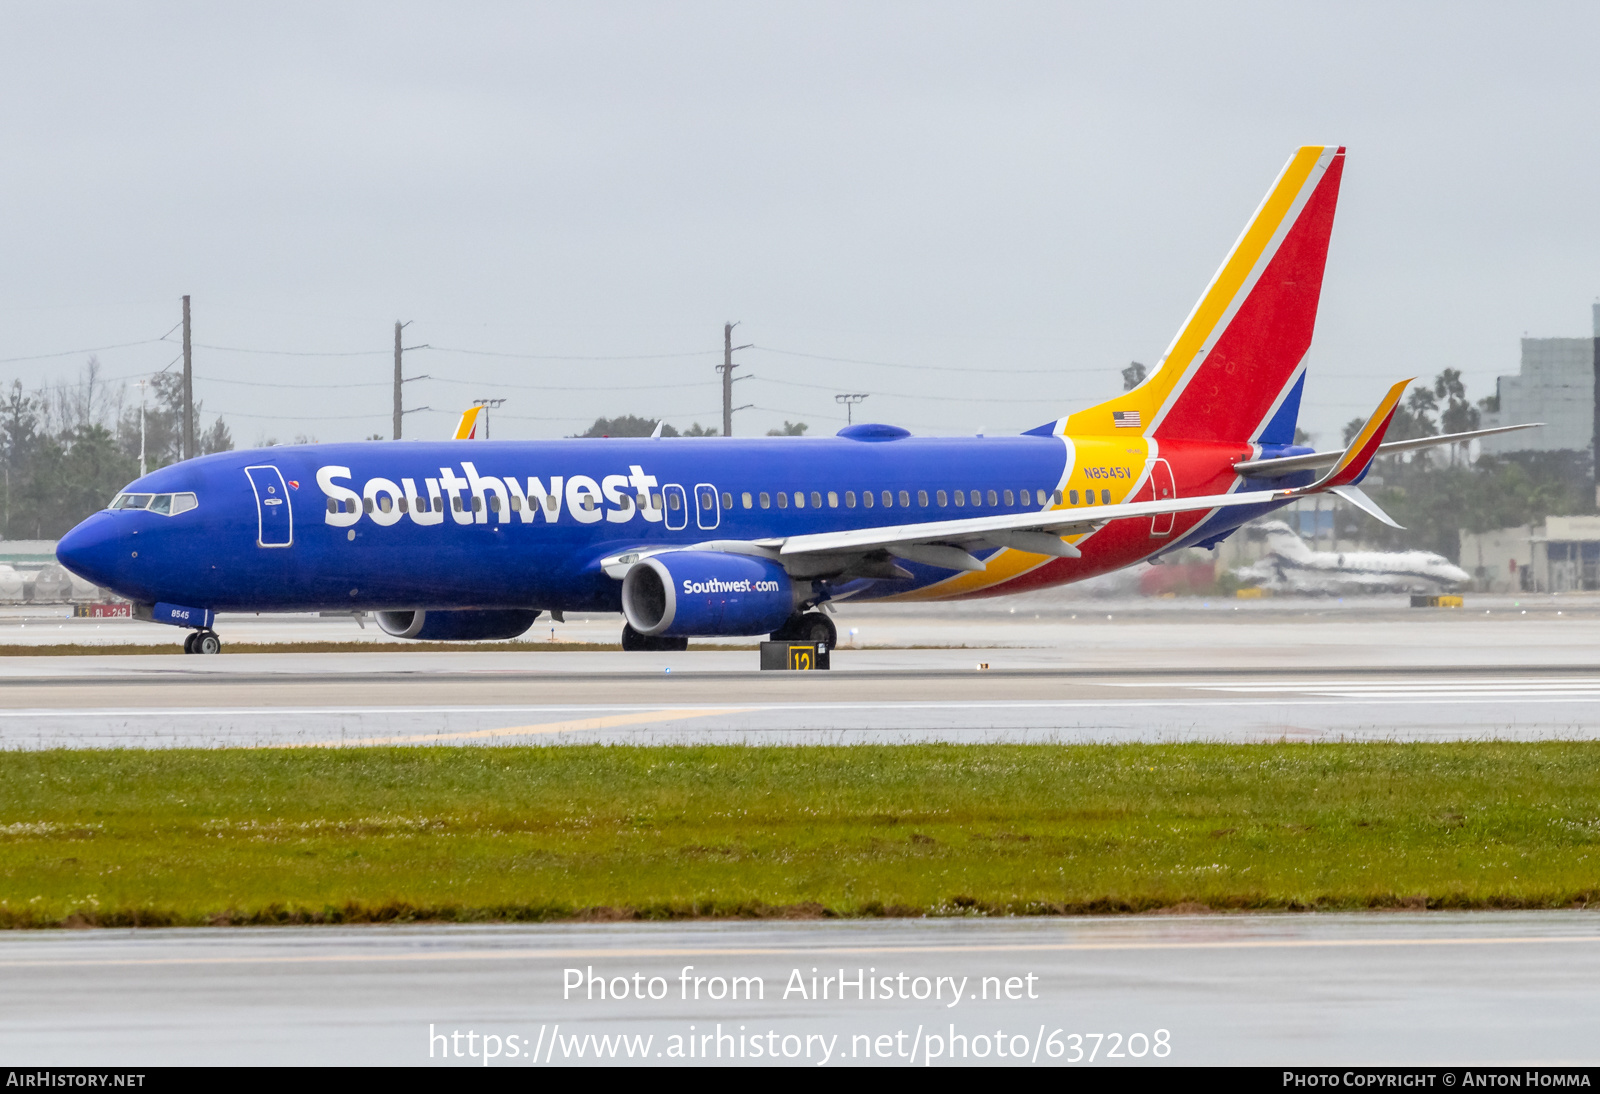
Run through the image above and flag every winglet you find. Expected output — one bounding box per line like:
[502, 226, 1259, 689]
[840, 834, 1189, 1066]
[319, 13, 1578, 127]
[650, 419, 665, 439]
[1310, 378, 1410, 490]
[453, 406, 484, 440]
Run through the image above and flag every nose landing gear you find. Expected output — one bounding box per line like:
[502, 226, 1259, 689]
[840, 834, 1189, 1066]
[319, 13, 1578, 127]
[183, 630, 222, 655]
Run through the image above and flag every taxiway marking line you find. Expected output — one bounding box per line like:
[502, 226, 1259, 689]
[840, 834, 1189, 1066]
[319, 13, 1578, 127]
[295, 708, 752, 747]
[7, 935, 1600, 969]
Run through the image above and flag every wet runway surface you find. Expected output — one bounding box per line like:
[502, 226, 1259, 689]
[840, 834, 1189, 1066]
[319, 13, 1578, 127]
[4, 645, 1600, 746]
[4, 912, 1598, 1066]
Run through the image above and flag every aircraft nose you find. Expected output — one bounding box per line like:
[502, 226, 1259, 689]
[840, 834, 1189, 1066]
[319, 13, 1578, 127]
[56, 512, 128, 590]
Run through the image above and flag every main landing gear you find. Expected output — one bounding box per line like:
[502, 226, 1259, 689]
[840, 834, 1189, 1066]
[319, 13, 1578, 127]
[621, 622, 687, 652]
[183, 630, 221, 655]
[770, 610, 836, 647]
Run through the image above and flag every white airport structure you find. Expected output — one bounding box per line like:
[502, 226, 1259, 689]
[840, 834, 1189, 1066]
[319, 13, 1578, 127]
[1458, 514, 1600, 593]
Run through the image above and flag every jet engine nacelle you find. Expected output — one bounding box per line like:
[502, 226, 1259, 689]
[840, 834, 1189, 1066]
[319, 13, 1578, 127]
[621, 551, 794, 637]
[375, 608, 541, 642]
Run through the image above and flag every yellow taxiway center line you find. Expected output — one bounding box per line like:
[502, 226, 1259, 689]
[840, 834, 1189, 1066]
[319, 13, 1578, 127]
[295, 707, 751, 748]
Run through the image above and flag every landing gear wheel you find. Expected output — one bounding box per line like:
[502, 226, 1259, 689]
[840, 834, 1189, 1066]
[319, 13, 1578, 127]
[621, 623, 687, 652]
[794, 611, 836, 648]
[771, 611, 836, 647]
[195, 631, 221, 655]
[183, 632, 197, 654]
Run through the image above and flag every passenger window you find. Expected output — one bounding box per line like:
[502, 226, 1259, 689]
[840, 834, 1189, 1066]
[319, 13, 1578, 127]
[472, 497, 483, 513]
[795, 492, 806, 509]
[1004, 490, 1014, 506]
[742, 492, 753, 509]
[863, 491, 874, 508]
[1054, 490, 1064, 505]
[148, 494, 173, 515]
[326, 498, 338, 514]
[548, 495, 560, 512]
[1069, 490, 1079, 505]
[619, 495, 633, 511]
[759, 492, 771, 509]
[828, 491, 838, 508]
[845, 491, 856, 508]
[1101, 489, 1111, 504]
[881, 490, 892, 508]
[721, 492, 733, 509]
[918, 490, 928, 506]
[379, 496, 393, 513]
[777, 492, 788, 508]
[954, 490, 965, 507]
[398, 497, 408, 514]
[937, 490, 948, 507]
[509, 496, 521, 511]
[667, 493, 681, 511]
[898, 490, 909, 507]
[970, 489, 982, 507]
[984, 489, 995, 506]
[811, 491, 822, 508]
[366, 498, 377, 514]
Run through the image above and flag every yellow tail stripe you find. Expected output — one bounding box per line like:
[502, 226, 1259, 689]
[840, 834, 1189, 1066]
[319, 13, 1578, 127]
[1066, 146, 1327, 434]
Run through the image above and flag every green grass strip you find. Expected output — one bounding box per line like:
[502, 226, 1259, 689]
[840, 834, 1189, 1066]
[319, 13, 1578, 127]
[3, 743, 1598, 927]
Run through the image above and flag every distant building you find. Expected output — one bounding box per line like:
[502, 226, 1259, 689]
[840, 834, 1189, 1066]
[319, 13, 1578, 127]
[1459, 515, 1600, 592]
[1478, 304, 1600, 457]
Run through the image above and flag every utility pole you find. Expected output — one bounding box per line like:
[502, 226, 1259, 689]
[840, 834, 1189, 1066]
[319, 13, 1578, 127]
[393, 321, 406, 440]
[181, 295, 194, 460]
[718, 322, 752, 437]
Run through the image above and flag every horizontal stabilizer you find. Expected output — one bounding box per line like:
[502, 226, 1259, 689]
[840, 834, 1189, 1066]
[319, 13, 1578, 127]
[1234, 421, 1544, 478]
[1329, 485, 1402, 529]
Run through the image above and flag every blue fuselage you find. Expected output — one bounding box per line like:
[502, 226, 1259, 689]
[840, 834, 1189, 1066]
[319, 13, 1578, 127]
[57, 435, 1085, 613]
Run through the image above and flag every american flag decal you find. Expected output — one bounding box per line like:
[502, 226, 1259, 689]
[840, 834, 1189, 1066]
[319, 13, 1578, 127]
[1112, 410, 1141, 428]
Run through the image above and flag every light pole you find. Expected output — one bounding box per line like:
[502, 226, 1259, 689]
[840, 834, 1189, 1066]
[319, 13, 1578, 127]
[835, 393, 869, 425]
[129, 380, 148, 477]
[472, 398, 506, 440]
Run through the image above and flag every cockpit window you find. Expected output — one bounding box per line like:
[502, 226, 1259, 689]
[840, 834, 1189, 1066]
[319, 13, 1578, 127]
[109, 492, 198, 516]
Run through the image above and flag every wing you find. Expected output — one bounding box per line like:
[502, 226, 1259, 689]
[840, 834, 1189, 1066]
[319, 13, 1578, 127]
[600, 382, 1422, 582]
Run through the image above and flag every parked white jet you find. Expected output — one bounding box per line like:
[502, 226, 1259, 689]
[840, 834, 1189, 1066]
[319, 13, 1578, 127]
[1233, 520, 1469, 595]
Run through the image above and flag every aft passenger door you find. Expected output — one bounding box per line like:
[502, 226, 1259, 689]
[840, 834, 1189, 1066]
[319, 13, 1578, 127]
[662, 484, 688, 531]
[694, 482, 720, 531]
[1146, 458, 1175, 538]
[245, 465, 294, 548]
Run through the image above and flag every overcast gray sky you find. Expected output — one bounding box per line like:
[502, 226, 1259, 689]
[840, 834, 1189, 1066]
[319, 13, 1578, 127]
[2, 2, 1598, 446]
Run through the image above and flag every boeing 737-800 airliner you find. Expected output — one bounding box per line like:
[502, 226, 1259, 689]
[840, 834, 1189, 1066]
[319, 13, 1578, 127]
[54, 146, 1535, 654]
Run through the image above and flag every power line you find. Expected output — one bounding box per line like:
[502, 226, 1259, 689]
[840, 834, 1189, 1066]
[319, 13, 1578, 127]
[425, 345, 720, 361]
[168, 339, 389, 358]
[750, 345, 1099, 375]
[752, 375, 1064, 404]
[0, 339, 165, 365]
